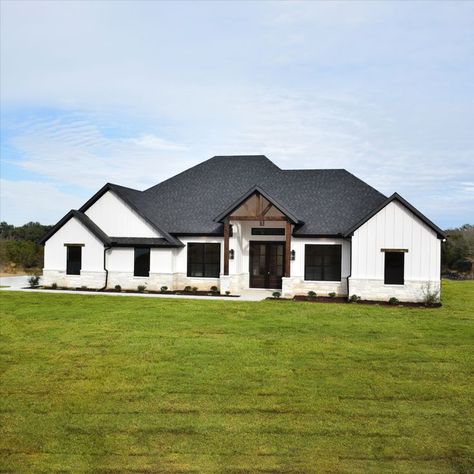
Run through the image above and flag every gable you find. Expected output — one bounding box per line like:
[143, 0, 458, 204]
[230, 193, 286, 219]
[344, 193, 446, 240]
[85, 190, 161, 238]
[353, 200, 438, 242]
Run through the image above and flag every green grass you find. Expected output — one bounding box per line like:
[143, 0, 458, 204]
[1, 281, 473, 473]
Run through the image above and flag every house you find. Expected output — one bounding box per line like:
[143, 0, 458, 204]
[40, 155, 446, 302]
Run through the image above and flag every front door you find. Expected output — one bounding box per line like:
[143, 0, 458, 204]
[249, 241, 284, 289]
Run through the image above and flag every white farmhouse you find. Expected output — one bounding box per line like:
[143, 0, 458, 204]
[40, 155, 445, 302]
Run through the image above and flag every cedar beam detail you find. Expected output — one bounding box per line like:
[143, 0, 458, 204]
[284, 220, 291, 277]
[223, 219, 230, 276]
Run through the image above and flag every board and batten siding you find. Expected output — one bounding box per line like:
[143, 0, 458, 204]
[350, 200, 441, 302]
[351, 200, 440, 281]
[85, 190, 160, 238]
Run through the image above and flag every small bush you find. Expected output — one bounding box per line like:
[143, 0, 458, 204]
[307, 290, 317, 299]
[272, 291, 281, 298]
[80, 285, 88, 290]
[114, 284, 122, 292]
[210, 285, 218, 292]
[137, 284, 146, 293]
[225, 290, 231, 296]
[328, 292, 336, 298]
[184, 285, 192, 292]
[349, 294, 361, 303]
[192, 286, 198, 293]
[388, 297, 399, 305]
[51, 282, 57, 289]
[28, 275, 40, 288]
[422, 282, 440, 306]
[160, 286, 168, 293]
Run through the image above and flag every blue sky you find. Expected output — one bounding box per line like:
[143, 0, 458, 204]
[1, 0, 473, 227]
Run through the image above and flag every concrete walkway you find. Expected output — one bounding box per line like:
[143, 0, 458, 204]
[0, 276, 275, 302]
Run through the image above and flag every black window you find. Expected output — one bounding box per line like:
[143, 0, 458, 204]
[134, 247, 150, 277]
[251, 228, 285, 236]
[187, 243, 221, 278]
[305, 245, 342, 281]
[66, 246, 82, 275]
[384, 252, 404, 285]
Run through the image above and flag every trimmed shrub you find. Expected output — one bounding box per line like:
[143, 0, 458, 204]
[225, 290, 231, 296]
[307, 290, 317, 299]
[160, 286, 168, 293]
[51, 282, 57, 289]
[388, 297, 399, 305]
[192, 286, 198, 293]
[114, 285, 122, 292]
[272, 291, 281, 298]
[137, 284, 146, 293]
[349, 294, 361, 303]
[28, 275, 40, 288]
[328, 292, 336, 298]
[210, 285, 218, 292]
[184, 286, 192, 292]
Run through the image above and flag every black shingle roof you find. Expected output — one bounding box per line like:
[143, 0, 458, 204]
[123, 155, 388, 236]
[43, 155, 446, 245]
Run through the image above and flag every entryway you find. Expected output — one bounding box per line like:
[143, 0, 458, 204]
[249, 241, 284, 289]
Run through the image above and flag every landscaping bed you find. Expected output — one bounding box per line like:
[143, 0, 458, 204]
[266, 295, 442, 307]
[25, 286, 240, 297]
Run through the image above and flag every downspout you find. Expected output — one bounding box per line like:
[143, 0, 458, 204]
[346, 237, 352, 300]
[100, 245, 112, 291]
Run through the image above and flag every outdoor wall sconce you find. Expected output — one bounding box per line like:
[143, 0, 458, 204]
[229, 249, 235, 260]
[291, 250, 296, 260]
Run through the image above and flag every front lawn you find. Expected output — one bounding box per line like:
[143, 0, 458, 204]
[1, 280, 473, 472]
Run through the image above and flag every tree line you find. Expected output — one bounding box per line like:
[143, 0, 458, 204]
[0, 222, 52, 272]
[0, 221, 472, 275]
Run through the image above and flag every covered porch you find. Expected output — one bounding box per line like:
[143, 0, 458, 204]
[215, 186, 300, 295]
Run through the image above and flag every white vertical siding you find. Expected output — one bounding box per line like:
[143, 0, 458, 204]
[85, 191, 160, 238]
[351, 200, 440, 281]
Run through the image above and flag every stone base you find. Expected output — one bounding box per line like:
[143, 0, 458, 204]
[219, 273, 247, 294]
[348, 278, 441, 303]
[282, 276, 347, 299]
[42, 270, 106, 289]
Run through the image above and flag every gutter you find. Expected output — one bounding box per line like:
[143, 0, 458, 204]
[100, 245, 112, 290]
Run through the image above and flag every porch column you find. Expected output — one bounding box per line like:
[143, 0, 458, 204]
[284, 220, 291, 277]
[223, 218, 230, 276]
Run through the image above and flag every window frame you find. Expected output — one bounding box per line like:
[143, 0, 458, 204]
[187, 242, 221, 278]
[66, 245, 82, 275]
[304, 244, 342, 282]
[134, 247, 151, 277]
[384, 251, 405, 285]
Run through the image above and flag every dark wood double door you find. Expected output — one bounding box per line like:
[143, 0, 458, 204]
[249, 241, 285, 289]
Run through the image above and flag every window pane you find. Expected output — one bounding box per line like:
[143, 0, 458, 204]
[384, 252, 404, 285]
[134, 247, 150, 277]
[66, 246, 82, 275]
[187, 243, 221, 277]
[305, 245, 341, 281]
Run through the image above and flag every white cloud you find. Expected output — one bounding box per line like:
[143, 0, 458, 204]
[6, 114, 195, 191]
[0, 179, 82, 225]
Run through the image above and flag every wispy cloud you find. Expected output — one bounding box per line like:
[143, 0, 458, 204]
[1, 1, 473, 227]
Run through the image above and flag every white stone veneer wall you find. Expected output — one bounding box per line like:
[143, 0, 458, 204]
[282, 277, 347, 299]
[349, 278, 440, 303]
[42, 270, 106, 289]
